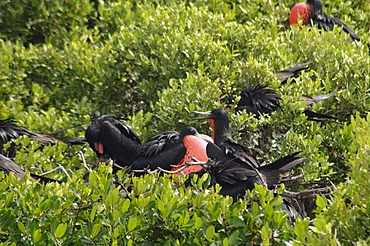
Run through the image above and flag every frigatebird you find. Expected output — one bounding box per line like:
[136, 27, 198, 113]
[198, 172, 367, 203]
[128, 126, 212, 175]
[289, 0, 360, 41]
[193, 108, 256, 167]
[192, 108, 305, 191]
[189, 143, 304, 201]
[0, 119, 86, 157]
[226, 62, 312, 108]
[234, 84, 336, 121]
[0, 154, 59, 183]
[85, 112, 142, 172]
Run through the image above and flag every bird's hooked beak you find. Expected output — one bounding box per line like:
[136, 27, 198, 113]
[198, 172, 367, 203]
[190, 111, 212, 121]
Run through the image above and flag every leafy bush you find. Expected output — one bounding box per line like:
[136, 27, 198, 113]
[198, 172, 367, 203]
[0, 0, 369, 244]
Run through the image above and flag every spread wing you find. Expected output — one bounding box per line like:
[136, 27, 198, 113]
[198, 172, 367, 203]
[236, 85, 281, 115]
[312, 10, 360, 41]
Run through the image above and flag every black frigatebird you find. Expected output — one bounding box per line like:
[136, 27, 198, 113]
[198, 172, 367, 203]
[128, 126, 213, 175]
[85, 112, 142, 172]
[234, 84, 336, 121]
[289, 0, 360, 41]
[191, 108, 305, 196]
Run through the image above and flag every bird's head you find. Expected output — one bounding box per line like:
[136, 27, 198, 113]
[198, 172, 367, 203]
[191, 108, 229, 127]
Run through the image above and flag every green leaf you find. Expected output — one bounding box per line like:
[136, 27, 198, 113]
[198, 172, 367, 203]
[222, 237, 229, 246]
[230, 217, 245, 228]
[128, 217, 137, 231]
[194, 217, 202, 230]
[206, 226, 215, 241]
[121, 199, 130, 212]
[90, 205, 97, 221]
[55, 223, 67, 239]
[91, 224, 101, 239]
[33, 229, 41, 243]
[260, 224, 270, 245]
[316, 195, 327, 209]
[17, 222, 26, 234]
[107, 188, 120, 207]
[229, 230, 239, 245]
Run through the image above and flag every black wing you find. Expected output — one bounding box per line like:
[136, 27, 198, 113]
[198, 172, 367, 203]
[258, 152, 305, 187]
[0, 154, 59, 183]
[0, 153, 26, 178]
[303, 108, 337, 122]
[99, 120, 141, 165]
[105, 115, 141, 145]
[129, 131, 186, 171]
[1, 119, 85, 157]
[236, 84, 281, 115]
[311, 9, 360, 41]
[274, 62, 312, 84]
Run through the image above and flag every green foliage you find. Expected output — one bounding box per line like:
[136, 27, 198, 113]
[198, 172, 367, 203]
[0, 0, 370, 244]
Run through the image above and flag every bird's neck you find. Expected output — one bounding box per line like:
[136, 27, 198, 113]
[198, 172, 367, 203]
[213, 120, 230, 147]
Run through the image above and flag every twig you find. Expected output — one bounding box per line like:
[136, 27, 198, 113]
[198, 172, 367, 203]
[38, 166, 61, 176]
[130, 158, 210, 175]
[113, 163, 123, 170]
[56, 163, 71, 179]
[280, 174, 305, 182]
[157, 166, 188, 174]
[79, 151, 92, 173]
[130, 168, 160, 174]
[282, 187, 332, 200]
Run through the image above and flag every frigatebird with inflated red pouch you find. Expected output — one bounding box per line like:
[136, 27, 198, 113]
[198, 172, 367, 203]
[128, 126, 213, 175]
[289, 0, 360, 41]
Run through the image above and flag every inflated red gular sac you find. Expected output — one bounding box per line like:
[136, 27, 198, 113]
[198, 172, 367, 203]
[128, 126, 213, 176]
[289, 0, 360, 41]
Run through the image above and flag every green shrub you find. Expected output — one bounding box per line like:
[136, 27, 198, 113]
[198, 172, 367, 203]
[0, 0, 369, 244]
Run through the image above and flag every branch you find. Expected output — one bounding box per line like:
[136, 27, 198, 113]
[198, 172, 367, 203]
[79, 151, 91, 173]
[282, 187, 332, 200]
[38, 166, 61, 176]
[55, 163, 71, 179]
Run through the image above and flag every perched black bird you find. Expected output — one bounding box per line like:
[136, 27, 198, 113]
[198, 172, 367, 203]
[0, 119, 86, 157]
[193, 108, 257, 169]
[190, 143, 304, 201]
[234, 84, 336, 121]
[128, 126, 212, 175]
[0, 154, 59, 183]
[192, 107, 304, 180]
[235, 62, 313, 113]
[85, 112, 142, 172]
[289, 0, 360, 41]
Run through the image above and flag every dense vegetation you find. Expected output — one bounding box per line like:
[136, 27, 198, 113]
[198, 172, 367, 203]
[0, 0, 369, 244]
